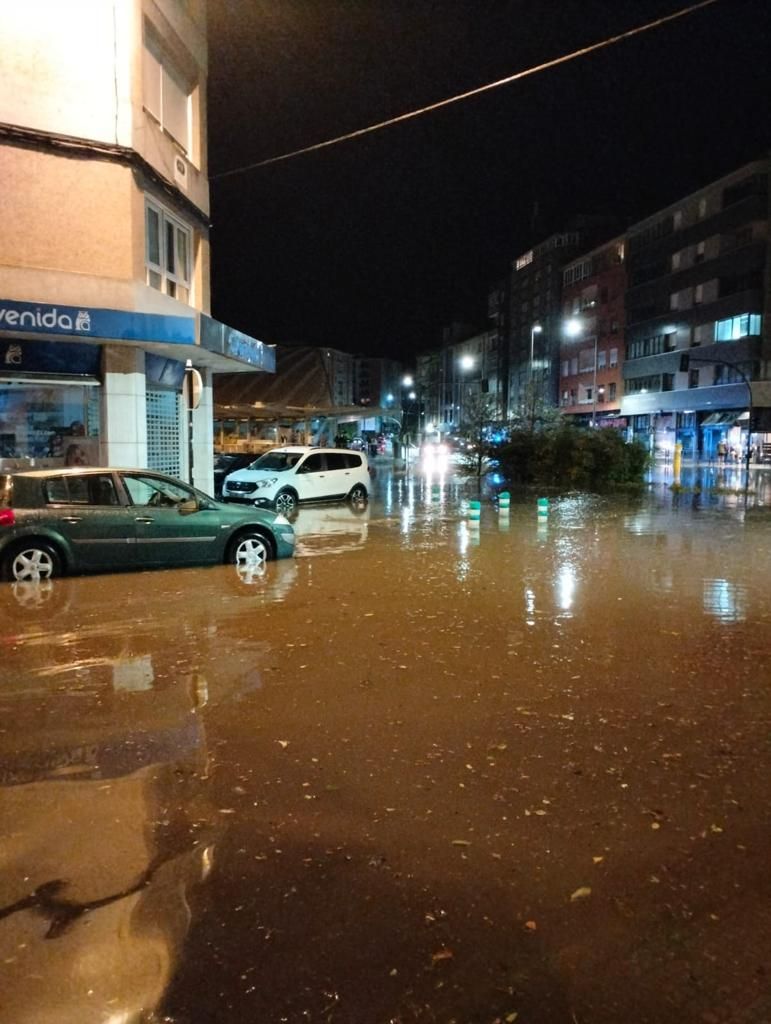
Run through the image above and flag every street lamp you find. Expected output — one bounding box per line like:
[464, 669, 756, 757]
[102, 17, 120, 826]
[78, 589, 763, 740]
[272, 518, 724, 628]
[457, 354, 475, 429]
[563, 318, 600, 427]
[530, 323, 543, 378]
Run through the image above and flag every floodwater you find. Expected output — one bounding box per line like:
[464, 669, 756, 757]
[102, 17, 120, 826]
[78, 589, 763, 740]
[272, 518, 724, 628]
[1, 467, 770, 1024]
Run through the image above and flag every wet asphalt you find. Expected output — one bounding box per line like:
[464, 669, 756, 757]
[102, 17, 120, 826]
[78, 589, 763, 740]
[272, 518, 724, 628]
[1, 462, 770, 1024]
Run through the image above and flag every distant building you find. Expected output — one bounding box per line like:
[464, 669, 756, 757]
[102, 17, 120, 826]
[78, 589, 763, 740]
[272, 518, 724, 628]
[559, 236, 626, 427]
[507, 217, 618, 420]
[622, 158, 771, 460]
[0, 1, 273, 490]
[415, 323, 500, 435]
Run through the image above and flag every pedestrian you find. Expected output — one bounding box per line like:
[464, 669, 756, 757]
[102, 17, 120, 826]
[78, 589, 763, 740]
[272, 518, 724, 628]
[717, 440, 727, 463]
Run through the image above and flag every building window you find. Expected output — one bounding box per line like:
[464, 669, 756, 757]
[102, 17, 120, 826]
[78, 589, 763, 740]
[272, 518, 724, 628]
[143, 21, 194, 155]
[689, 369, 700, 389]
[561, 360, 570, 378]
[714, 313, 761, 342]
[597, 349, 607, 369]
[609, 348, 618, 367]
[608, 382, 617, 401]
[626, 375, 661, 395]
[145, 198, 192, 303]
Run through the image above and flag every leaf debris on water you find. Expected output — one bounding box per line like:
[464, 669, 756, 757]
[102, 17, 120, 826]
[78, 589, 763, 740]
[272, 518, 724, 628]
[570, 886, 592, 902]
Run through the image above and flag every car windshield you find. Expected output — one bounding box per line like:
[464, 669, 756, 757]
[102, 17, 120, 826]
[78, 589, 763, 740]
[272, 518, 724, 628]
[249, 452, 303, 472]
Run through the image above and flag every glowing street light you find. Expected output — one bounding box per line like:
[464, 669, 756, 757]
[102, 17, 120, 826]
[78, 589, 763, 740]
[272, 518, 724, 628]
[530, 323, 543, 377]
[563, 318, 600, 427]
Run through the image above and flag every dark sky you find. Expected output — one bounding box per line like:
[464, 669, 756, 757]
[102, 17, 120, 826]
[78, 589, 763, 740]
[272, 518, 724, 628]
[206, 0, 770, 360]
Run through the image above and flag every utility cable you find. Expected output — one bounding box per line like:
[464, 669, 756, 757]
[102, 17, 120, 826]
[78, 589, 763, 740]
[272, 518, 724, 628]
[212, 0, 721, 180]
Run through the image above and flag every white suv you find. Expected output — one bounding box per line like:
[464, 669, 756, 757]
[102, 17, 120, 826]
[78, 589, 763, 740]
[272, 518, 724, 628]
[222, 446, 370, 515]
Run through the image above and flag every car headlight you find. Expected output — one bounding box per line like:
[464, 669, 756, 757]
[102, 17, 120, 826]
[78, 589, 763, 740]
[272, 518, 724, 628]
[254, 477, 278, 490]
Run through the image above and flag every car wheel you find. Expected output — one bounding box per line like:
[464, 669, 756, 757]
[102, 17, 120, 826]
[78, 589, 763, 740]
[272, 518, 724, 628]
[348, 484, 368, 510]
[2, 541, 61, 582]
[228, 531, 273, 570]
[274, 489, 298, 515]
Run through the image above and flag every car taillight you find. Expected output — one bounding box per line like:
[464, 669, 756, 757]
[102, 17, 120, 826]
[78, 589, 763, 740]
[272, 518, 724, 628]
[0, 508, 15, 527]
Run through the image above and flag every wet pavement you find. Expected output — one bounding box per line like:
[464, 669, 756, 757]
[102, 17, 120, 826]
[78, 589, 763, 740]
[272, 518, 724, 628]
[1, 465, 770, 1024]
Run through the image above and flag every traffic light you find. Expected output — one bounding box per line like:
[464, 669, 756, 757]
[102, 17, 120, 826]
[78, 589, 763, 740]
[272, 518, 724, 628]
[679, 353, 690, 373]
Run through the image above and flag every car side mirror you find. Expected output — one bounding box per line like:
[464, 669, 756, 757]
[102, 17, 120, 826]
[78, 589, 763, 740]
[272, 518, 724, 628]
[178, 498, 199, 515]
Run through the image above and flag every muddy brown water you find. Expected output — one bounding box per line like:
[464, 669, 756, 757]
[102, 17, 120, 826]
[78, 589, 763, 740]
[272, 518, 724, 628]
[1, 478, 770, 1023]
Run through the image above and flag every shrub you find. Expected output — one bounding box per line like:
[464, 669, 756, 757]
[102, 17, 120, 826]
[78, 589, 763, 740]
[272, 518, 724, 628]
[495, 425, 649, 490]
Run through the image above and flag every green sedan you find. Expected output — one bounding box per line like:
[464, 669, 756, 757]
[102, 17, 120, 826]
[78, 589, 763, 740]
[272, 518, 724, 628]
[0, 467, 295, 581]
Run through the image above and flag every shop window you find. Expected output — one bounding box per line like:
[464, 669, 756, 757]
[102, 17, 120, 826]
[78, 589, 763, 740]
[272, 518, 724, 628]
[145, 198, 192, 303]
[0, 384, 100, 467]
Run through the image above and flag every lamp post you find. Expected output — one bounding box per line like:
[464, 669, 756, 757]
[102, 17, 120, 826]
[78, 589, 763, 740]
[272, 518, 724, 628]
[529, 323, 543, 379]
[457, 354, 475, 431]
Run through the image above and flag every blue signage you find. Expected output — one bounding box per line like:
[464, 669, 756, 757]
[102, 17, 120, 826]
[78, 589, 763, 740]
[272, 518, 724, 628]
[0, 339, 101, 376]
[0, 299, 195, 345]
[200, 313, 276, 371]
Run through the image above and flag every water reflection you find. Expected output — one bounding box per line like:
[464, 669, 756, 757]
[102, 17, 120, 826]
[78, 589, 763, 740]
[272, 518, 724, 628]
[703, 578, 747, 623]
[292, 504, 369, 557]
[0, 639, 215, 1023]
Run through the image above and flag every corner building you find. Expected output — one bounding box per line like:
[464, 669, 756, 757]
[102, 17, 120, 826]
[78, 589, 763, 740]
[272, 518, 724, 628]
[622, 159, 771, 460]
[0, 1, 273, 492]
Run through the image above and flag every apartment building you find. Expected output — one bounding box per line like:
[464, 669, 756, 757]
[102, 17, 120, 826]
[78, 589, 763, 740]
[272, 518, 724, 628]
[0, 1, 273, 492]
[507, 216, 617, 420]
[559, 236, 626, 427]
[622, 159, 770, 459]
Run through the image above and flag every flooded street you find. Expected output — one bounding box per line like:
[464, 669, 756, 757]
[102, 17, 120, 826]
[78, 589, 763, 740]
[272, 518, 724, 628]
[1, 469, 770, 1024]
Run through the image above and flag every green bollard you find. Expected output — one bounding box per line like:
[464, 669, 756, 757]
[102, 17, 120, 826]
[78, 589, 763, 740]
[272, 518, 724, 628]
[468, 499, 481, 527]
[498, 490, 510, 512]
[537, 496, 549, 520]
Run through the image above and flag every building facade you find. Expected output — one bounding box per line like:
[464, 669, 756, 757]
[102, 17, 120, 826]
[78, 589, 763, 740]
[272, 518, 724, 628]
[559, 236, 626, 428]
[622, 159, 771, 460]
[507, 217, 618, 421]
[0, 1, 273, 492]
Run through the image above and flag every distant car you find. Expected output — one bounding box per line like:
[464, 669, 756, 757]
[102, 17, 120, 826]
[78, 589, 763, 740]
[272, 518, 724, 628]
[222, 446, 370, 515]
[213, 453, 259, 498]
[0, 467, 295, 582]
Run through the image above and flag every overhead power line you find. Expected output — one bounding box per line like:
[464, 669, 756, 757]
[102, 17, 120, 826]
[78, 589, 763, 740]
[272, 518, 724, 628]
[211, 0, 721, 181]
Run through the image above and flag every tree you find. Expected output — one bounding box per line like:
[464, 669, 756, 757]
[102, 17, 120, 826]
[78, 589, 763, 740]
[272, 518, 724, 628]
[457, 393, 496, 481]
[509, 379, 562, 434]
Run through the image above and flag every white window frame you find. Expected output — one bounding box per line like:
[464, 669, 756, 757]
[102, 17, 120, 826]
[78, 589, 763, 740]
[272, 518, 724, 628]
[143, 21, 194, 157]
[145, 198, 192, 304]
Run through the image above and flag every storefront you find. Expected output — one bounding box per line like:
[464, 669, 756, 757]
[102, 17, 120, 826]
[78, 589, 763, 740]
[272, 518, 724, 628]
[0, 339, 102, 470]
[0, 299, 275, 489]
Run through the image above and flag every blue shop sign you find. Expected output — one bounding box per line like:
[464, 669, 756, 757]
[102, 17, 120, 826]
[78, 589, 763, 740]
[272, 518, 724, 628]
[1, 339, 101, 376]
[0, 298, 195, 345]
[200, 313, 275, 371]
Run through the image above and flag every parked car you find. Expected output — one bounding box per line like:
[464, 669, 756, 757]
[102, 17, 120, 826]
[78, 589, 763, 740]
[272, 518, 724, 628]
[221, 446, 370, 515]
[0, 467, 295, 582]
[213, 452, 259, 498]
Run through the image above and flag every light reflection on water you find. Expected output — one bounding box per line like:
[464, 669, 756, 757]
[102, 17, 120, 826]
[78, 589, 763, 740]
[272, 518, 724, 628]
[1, 472, 770, 1023]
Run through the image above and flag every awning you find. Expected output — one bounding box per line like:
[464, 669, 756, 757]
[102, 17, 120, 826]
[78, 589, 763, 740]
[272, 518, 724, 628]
[701, 410, 744, 427]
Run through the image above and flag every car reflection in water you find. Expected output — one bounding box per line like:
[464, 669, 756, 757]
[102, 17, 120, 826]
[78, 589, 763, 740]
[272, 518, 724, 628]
[0, 582, 228, 1024]
[290, 502, 370, 558]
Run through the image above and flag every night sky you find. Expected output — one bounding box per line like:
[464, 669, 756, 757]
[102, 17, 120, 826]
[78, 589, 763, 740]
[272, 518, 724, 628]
[206, 0, 770, 360]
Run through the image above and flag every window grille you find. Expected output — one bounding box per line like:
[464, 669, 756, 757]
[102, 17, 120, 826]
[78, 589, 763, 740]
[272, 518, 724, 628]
[146, 389, 181, 477]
